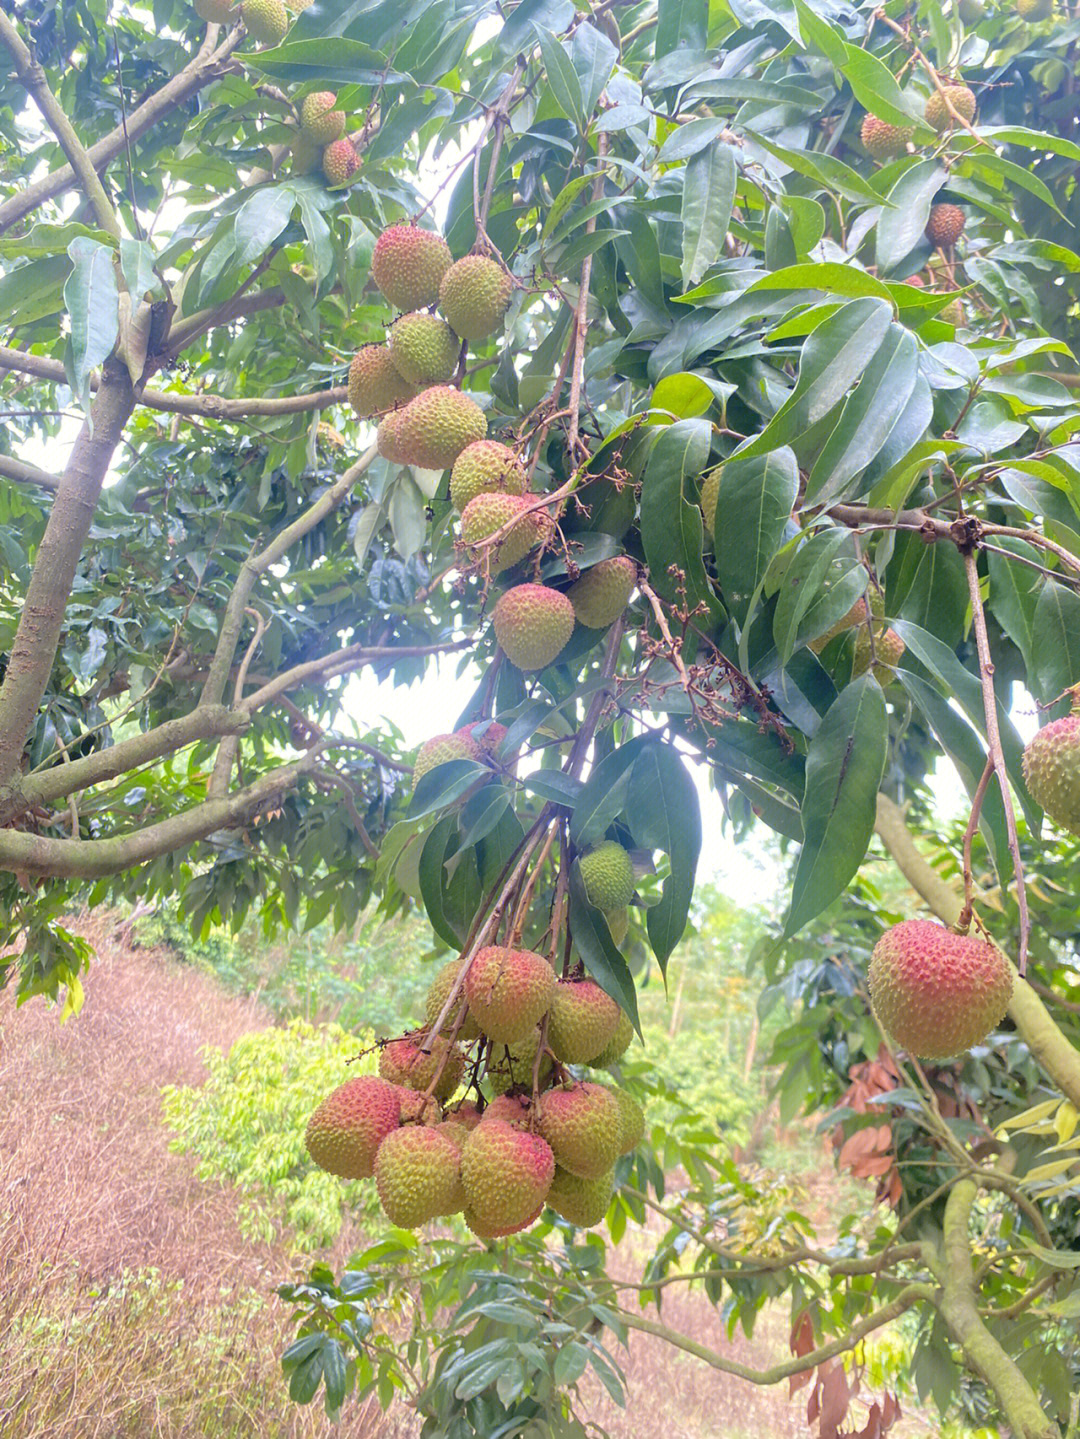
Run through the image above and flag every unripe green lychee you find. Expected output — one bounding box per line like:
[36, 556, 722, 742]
[939, 297, 965, 328]
[1016, 0, 1054, 18]
[606, 1085, 645, 1154]
[348, 345, 417, 419]
[388, 312, 460, 386]
[461, 493, 545, 577]
[1023, 713, 1080, 835]
[580, 840, 635, 911]
[925, 84, 976, 131]
[808, 590, 885, 655]
[194, 0, 235, 22]
[384, 385, 486, 470]
[700, 467, 722, 538]
[289, 129, 322, 176]
[322, 137, 360, 186]
[925, 203, 965, 248]
[460, 1119, 555, 1233]
[379, 1036, 465, 1099]
[240, 0, 288, 43]
[546, 1166, 615, 1227]
[372, 225, 452, 311]
[450, 441, 527, 513]
[464, 945, 556, 1044]
[413, 731, 483, 783]
[538, 1082, 622, 1180]
[374, 1126, 463, 1226]
[300, 91, 345, 144]
[547, 979, 621, 1065]
[438, 255, 513, 341]
[592, 1008, 634, 1067]
[868, 919, 1012, 1058]
[424, 959, 482, 1042]
[860, 114, 914, 160]
[486, 1029, 553, 1095]
[304, 1075, 401, 1179]
[958, 0, 985, 19]
[566, 555, 636, 629]
[853, 626, 906, 683]
[492, 584, 575, 671]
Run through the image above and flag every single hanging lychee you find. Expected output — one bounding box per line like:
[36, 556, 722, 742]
[300, 91, 346, 144]
[566, 555, 636, 629]
[450, 440, 528, 513]
[852, 626, 906, 684]
[860, 114, 914, 160]
[374, 1126, 463, 1226]
[240, 0, 288, 43]
[347, 345, 417, 419]
[925, 203, 965, 248]
[413, 730, 483, 783]
[925, 83, 976, 131]
[322, 137, 360, 186]
[438, 254, 513, 341]
[492, 584, 575, 671]
[463, 945, 556, 1044]
[371, 225, 453, 311]
[546, 1166, 615, 1227]
[579, 840, 635, 910]
[459, 1119, 554, 1234]
[194, 0, 236, 22]
[867, 919, 1012, 1058]
[546, 978, 621, 1064]
[1022, 705, 1080, 835]
[537, 1082, 623, 1180]
[304, 1075, 402, 1179]
[388, 312, 459, 386]
[461, 492, 545, 576]
[384, 385, 486, 470]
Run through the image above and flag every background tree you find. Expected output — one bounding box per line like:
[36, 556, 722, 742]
[3, 0, 1080, 1434]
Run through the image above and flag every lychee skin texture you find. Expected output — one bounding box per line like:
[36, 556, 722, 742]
[461, 493, 543, 576]
[546, 1166, 615, 1227]
[538, 1083, 623, 1180]
[396, 1089, 443, 1126]
[492, 584, 575, 672]
[322, 137, 360, 186]
[438, 255, 513, 342]
[464, 945, 556, 1044]
[372, 225, 452, 312]
[868, 919, 1012, 1059]
[608, 1086, 645, 1154]
[700, 468, 722, 539]
[567, 556, 636, 630]
[925, 203, 965, 248]
[194, 0, 235, 22]
[592, 1008, 634, 1067]
[388, 312, 459, 386]
[304, 1075, 401, 1179]
[580, 840, 635, 911]
[939, 298, 965, 328]
[809, 591, 885, 655]
[390, 385, 486, 470]
[424, 959, 482, 1043]
[925, 85, 976, 132]
[413, 731, 482, 783]
[464, 1202, 545, 1240]
[486, 1029, 552, 1095]
[376, 408, 409, 464]
[459, 1119, 555, 1233]
[853, 626, 906, 683]
[547, 979, 621, 1065]
[348, 345, 416, 419]
[378, 1037, 465, 1100]
[374, 1126, 463, 1226]
[459, 719, 509, 757]
[482, 1093, 535, 1129]
[1023, 714, 1080, 836]
[860, 114, 914, 160]
[300, 91, 345, 144]
[450, 441, 527, 513]
[241, 0, 288, 43]
[1017, 0, 1054, 18]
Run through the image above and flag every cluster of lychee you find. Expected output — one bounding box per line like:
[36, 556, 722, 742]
[305, 844, 644, 1236]
[807, 587, 906, 684]
[289, 90, 363, 187]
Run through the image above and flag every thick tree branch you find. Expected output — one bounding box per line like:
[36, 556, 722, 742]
[0, 366, 136, 787]
[0, 9, 121, 238]
[0, 27, 243, 236]
[160, 284, 285, 361]
[0, 453, 59, 491]
[874, 794, 1080, 1109]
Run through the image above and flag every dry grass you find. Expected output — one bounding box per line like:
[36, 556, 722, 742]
[0, 914, 926, 1439]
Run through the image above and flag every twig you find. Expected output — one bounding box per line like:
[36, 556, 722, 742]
[567, 131, 609, 458]
[957, 757, 995, 930]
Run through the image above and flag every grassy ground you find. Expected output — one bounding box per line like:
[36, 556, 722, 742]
[1, 914, 923, 1438]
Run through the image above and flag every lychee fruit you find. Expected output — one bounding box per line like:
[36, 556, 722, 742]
[240, 0, 288, 43]
[939, 298, 965, 328]
[374, 1126, 463, 1226]
[547, 979, 621, 1065]
[808, 590, 885, 655]
[348, 345, 417, 419]
[580, 840, 635, 911]
[1023, 711, 1080, 835]
[925, 84, 976, 131]
[592, 1008, 634, 1067]
[853, 626, 906, 683]
[538, 1082, 623, 1180]
[925, 203, 965, 248]
[438, 254, 513, 341]
[1016, 0, 1054, 18]
[604, 907, 629, 948]
[322, 137, 360, 186]
[492, 584, 575, 671]
[459, 1119, 555, 1233]
[868, 919, 1012, 1058]
[376, 407, 409, 464]
[304, 1075, 401, 1179]
[546, 1166, 615, 1227]
[607, 1085, 645, 1154]
[700, 467, 722, 538]
[461, 493, 545, 577]
[388, 312, 459, 386]
[481, 1093, 535, 1129]
[289, 130, 321, 176]
[379, 1036, 465, 1100]
[958, 0, 985, 19]
[371, 225, 452, 312]
[194, 0, 236, 21]
[566, 555, 636, 629]
[860, 114, 914, 160]
[385, 385, 486, 470]
[450, 440, 527, 513]
[464, 945, 556, 1044]
[396, 1089, 443, 1126]
[413, 731, 483, 783]
[486, 1029, 553, 1095]
[464, 1201, 545, 1240]
[459, 719, 509, 757]
[424, 959, 482, 1042]
[299, 91, 345, 144]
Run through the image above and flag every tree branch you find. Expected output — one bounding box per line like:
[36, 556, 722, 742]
[0, 453, 59, 492]
[160, 283, 285, 361]
[0, 9, 121, 238]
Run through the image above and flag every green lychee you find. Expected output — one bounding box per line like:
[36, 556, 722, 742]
[808, 590, 885, 655]
[925, 84, 976, 131]
[1016, 0, 1054, 18]
[304, 1075, 401, 1179]
[299, 91, 345, 144]
[450, 441, 527, 513]
[371, 225, 453, 311]
[194, 0, 236, 22]
[240, 0, 288, 44]
[538, 1082, 622, 1180]
[1023, 713, 1080, 835]
[700, 467, 722, 538]
[384, 385, 486, 470]
[592, 1008, 634, 1067]
[388, 312, 460, 386]
[853, 626, 905, 683]
[379, 1036, 465, 1100]
[459, 1119, 555, 1233]
[492, 584, 575, 671]
[957, 0, 985, 19]
[867, 919, 1012, 1058]
[547, 979, 621, 1065]
[374, 1126, 463, 1226]
[464, 945, 556, 1044]
[580, 840, 635, 911]
[424, 959, 482, 1042]
[347, 345, 417, 419]
[606, 1085, 644, 1154]
[546, 1166, 615, 1227]
[461, 493, 545, 577]
[566, 555, 636, 629]
[438, 255, 513, 341]
[860, 114, 914, 160]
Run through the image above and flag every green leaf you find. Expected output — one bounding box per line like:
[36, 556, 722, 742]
[246, 38, 399, 85]
[235, 186, 296, 267]
[875, 161, 948, 273]
[715, 448, 799, 623]
[655, 0, 707, 57]
[745, 263, 894, 303]
[839, 44, 928, 130]
[784, 675, 888, 937]
[651, 371, 715, 418]
[679, 142, 736, 288]
[0, 253, 71, 325]
[64, 237, 119, 410]
[419, 815, 483, 949]
[408, 759, 488, 819]
[772, 529, 851, 667]
[639, 419, 718, 614]
[987, 538, 1042, 676]
[571, 22, 617, 120]
[569, 864, 641, 1029]
[1032, 580, 1080, 712]
[119, 238, 163, 301]
[534, 28, 584, 130]
[627, 744, 701, 965]
[570, 737, 651, 847]
[750, 136, 886, 207]
[977, 126, 1080, 165]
